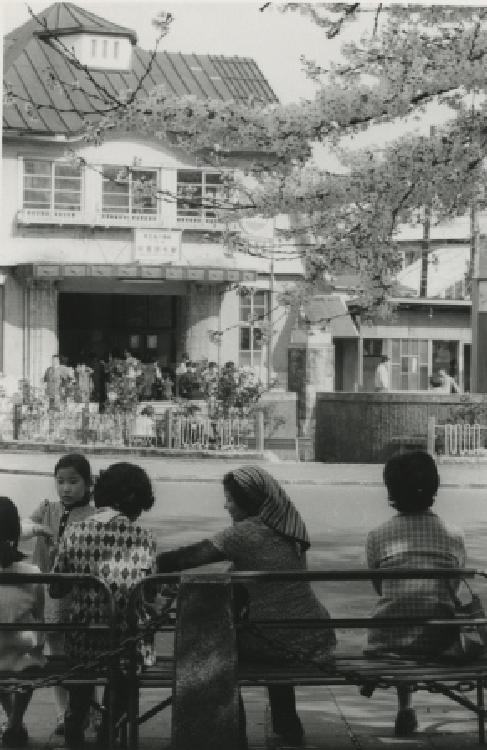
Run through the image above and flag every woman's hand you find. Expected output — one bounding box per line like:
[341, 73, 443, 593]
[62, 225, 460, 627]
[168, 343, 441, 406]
[33, 524, 54, 542]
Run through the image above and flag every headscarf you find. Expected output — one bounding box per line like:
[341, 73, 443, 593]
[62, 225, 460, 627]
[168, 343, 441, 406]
[224, 465, 310, 551]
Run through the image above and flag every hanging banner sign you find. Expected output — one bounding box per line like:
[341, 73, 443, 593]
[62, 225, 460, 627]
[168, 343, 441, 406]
[133, 229, 182, 264]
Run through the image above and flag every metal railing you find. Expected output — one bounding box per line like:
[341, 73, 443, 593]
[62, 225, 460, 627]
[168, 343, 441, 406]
[0, 572, 118, 748]
[126, 568, 487, 750]
[442, 423, 484, 456]
[168, 415, 253, 450]
[17, 208, 83, 224]
[9, 404, 263, 452]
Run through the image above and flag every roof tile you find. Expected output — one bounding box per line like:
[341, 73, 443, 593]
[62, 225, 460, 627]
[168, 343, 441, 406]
[4, 2, 278, 136]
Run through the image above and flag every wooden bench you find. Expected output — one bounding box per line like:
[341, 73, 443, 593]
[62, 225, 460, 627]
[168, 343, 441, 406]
[3, 570, 486, 750]
[126, 569, 487, 750]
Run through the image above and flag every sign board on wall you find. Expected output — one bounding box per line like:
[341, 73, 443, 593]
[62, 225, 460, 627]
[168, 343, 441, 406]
[133, 229, 182, 264]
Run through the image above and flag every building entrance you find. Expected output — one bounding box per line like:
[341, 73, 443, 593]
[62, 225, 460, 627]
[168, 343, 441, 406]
[58, 293, 178, 368]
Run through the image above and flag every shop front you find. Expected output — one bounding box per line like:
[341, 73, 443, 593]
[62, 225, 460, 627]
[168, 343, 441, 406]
[358, 300, 472, 393]
[12, 263, 258, 390]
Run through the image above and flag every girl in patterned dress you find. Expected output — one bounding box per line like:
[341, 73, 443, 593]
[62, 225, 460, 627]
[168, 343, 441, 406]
[366, 451, 466, 737]
[51, 462, 157, 748]
[21, 453, 94, 736]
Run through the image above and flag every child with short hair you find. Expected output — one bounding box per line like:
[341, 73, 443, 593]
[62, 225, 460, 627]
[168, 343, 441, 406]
[0, 496, 45, 748]
[366, 451, 466, 736]
[51, 462, 157, 747]
[21, 453, 94, 737]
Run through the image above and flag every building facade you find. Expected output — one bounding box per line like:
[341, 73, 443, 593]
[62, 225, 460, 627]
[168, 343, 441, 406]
[345, 216, 485, 394]
[2, 2, 304, 393]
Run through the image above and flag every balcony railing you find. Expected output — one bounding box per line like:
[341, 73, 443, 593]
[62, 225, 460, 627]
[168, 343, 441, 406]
[17, 208, 223, 230]
[176, 215, 222, 229]
[17, 208, 83, 225]
[94, 211, 162, 227]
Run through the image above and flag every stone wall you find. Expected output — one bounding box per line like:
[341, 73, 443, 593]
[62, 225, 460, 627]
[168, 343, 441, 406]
[315, 392, 487, 463]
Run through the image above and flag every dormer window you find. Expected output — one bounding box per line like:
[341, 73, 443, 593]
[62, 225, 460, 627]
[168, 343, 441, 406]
[32, 5, 137, 72]
[51, 33, 133, 70]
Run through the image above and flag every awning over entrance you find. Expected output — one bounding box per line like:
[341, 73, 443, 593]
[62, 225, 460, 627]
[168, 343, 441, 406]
[304, 294, 359, 338]
[14, 264, 258, 283]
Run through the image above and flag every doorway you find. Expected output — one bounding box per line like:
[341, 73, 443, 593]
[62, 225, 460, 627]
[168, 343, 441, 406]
[58, 293, 178, 367]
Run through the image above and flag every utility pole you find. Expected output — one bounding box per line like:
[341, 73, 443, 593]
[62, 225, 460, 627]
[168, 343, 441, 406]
[267, 223, 275, 387]
[420, 205, 431, 298]
[470, 197, 482, 392]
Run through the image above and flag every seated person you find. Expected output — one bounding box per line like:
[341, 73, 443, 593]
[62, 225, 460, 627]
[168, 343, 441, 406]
[51, 463, 157, 748]
[0, 497, 45, 748]
[157, 465, 336, 748]
[366, 451, 466, 737]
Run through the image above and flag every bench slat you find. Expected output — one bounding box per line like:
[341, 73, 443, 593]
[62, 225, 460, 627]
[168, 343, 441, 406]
[138, 655, 487, 689]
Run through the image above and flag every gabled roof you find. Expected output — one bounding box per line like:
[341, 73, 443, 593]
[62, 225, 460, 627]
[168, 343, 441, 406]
[3, 2, 278, 137]
[4, 2, 137, 71]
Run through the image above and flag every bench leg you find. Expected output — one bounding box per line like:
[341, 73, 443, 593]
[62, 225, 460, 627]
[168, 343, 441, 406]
[128, 676, 139, 750]
[107, 669, 117, 750]
[478, 680, 486, 745]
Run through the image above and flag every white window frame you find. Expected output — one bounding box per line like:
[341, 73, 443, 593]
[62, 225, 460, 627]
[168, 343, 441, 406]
[176, 169, 223, 226]
[100, 166, 160, 224]
[362, 337, 464, 392]
[19, 157, 84, 223]
[238, 290, 268, 369]
[390, 338, 429, 391]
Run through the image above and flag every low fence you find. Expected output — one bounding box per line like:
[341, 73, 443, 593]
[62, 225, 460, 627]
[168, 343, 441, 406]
[439, 422, 485, 457]
[8, 403, 263, 452]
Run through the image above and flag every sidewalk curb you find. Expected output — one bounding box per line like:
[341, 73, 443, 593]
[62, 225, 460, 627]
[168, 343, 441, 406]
[0, 440, 266, 460]
[0, 466, 486, 488]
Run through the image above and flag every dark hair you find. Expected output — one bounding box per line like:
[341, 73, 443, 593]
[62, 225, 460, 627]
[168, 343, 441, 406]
[94, 462, 154, 521]
[384, 451, 439, 513]
[380, 355, 389, 363]
[430, 375, 443, 387]
[222, 471, 261, 516]
[54, 453, 92, 504]
[0, 497, 26, 568]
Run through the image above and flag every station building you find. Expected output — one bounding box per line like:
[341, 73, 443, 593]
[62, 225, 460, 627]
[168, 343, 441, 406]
[2, 1, 305, 391]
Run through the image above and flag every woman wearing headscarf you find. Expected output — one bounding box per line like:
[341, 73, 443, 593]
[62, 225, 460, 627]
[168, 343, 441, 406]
[156, 465, 335, 748]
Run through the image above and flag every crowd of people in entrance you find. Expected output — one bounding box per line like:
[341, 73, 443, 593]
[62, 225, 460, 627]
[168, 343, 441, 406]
[40, 351, 263, 414]
[0, 449, 474, 748]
